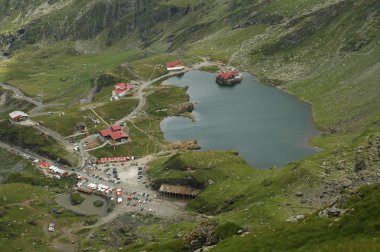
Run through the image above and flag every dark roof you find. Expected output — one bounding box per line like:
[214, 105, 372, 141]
[159, 184, 201, 196]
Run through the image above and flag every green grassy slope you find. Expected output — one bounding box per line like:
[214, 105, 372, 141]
[212, 184, 380, 252]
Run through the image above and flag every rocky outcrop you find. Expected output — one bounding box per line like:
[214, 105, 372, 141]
[236, 13, 284, 28]
[183, 221, 218, 251]
[168, 140, 200, 151]
[262, 0, 353, 55]
[172, 102, 194, 115]
[286, 214, 305, 223]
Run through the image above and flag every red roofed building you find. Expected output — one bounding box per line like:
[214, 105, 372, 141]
[166, 60, 184, 71]
[100, 125, 129, 142]
[111, 125, 122, 131]
[39, 161, 51, 169]
[216, 71, 242, 85]
[112, 83, 135, 98]
[97, 157, 131, 164]
[9, 111, 29, 123]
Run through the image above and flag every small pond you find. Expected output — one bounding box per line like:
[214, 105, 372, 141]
[55, 192, 108, 216]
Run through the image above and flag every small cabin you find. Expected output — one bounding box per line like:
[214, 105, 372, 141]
[75, 122, 87, 133]
[166, 60, 184, 71]
[112, 83, 135, 98]
[9, 111, 29, 123]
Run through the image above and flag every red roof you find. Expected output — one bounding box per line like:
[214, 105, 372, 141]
[100, 128, 112, 137]
[166, 60, 183, 68]
[217, 71, 240, 80]
[99, 125, 128, 140]
[115, 88, 125, 92]
[39, 161, 50, 169]
[111, 125, 122, 131]
[110, 131, 128, 140]
[114, 83, 134, 92]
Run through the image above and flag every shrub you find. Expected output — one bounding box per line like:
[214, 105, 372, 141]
[70, 192, 84, 205]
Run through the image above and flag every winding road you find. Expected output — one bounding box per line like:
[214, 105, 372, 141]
[0, 82, 63, 113]
[0, 82, 43, 108]
[120, 69, 188, 123]
[0, 82, 85, 166]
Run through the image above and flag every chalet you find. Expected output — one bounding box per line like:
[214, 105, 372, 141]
[9, 111, 29, 123]
[166, 60, 184, 71]
[99, 124, 129, 142]
[112, 83, 135, 98]
[216, 71, 242, 85]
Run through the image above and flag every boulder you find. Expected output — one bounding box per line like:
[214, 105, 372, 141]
[184, 221, 218, 251]
[286, 216, 298, 222]
[318, 207, 341, 218]
[327, 207, 341, 217]
[354, 159, 366, 172]
[295, 192, 303, 197]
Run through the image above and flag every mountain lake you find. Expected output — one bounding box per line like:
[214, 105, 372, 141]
[160, 70, 320, 168]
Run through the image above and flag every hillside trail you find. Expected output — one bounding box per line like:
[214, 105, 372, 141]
[120, 64, 142, 80]
[0, 82, 63, 113]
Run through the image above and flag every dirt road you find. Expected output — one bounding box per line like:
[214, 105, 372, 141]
[0, 82, 63, 113]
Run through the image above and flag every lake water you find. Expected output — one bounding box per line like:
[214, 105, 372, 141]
[160, 70, 320, 168]
[55, 192, 108, 216]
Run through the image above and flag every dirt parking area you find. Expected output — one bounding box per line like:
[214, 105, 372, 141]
[82, 156, 188, 218]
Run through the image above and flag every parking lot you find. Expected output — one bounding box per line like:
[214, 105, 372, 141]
[75, 155, 187, 218]
[122, 191, 161, 213]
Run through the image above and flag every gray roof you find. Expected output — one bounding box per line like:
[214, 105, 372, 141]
[9, 111, 29, 118]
